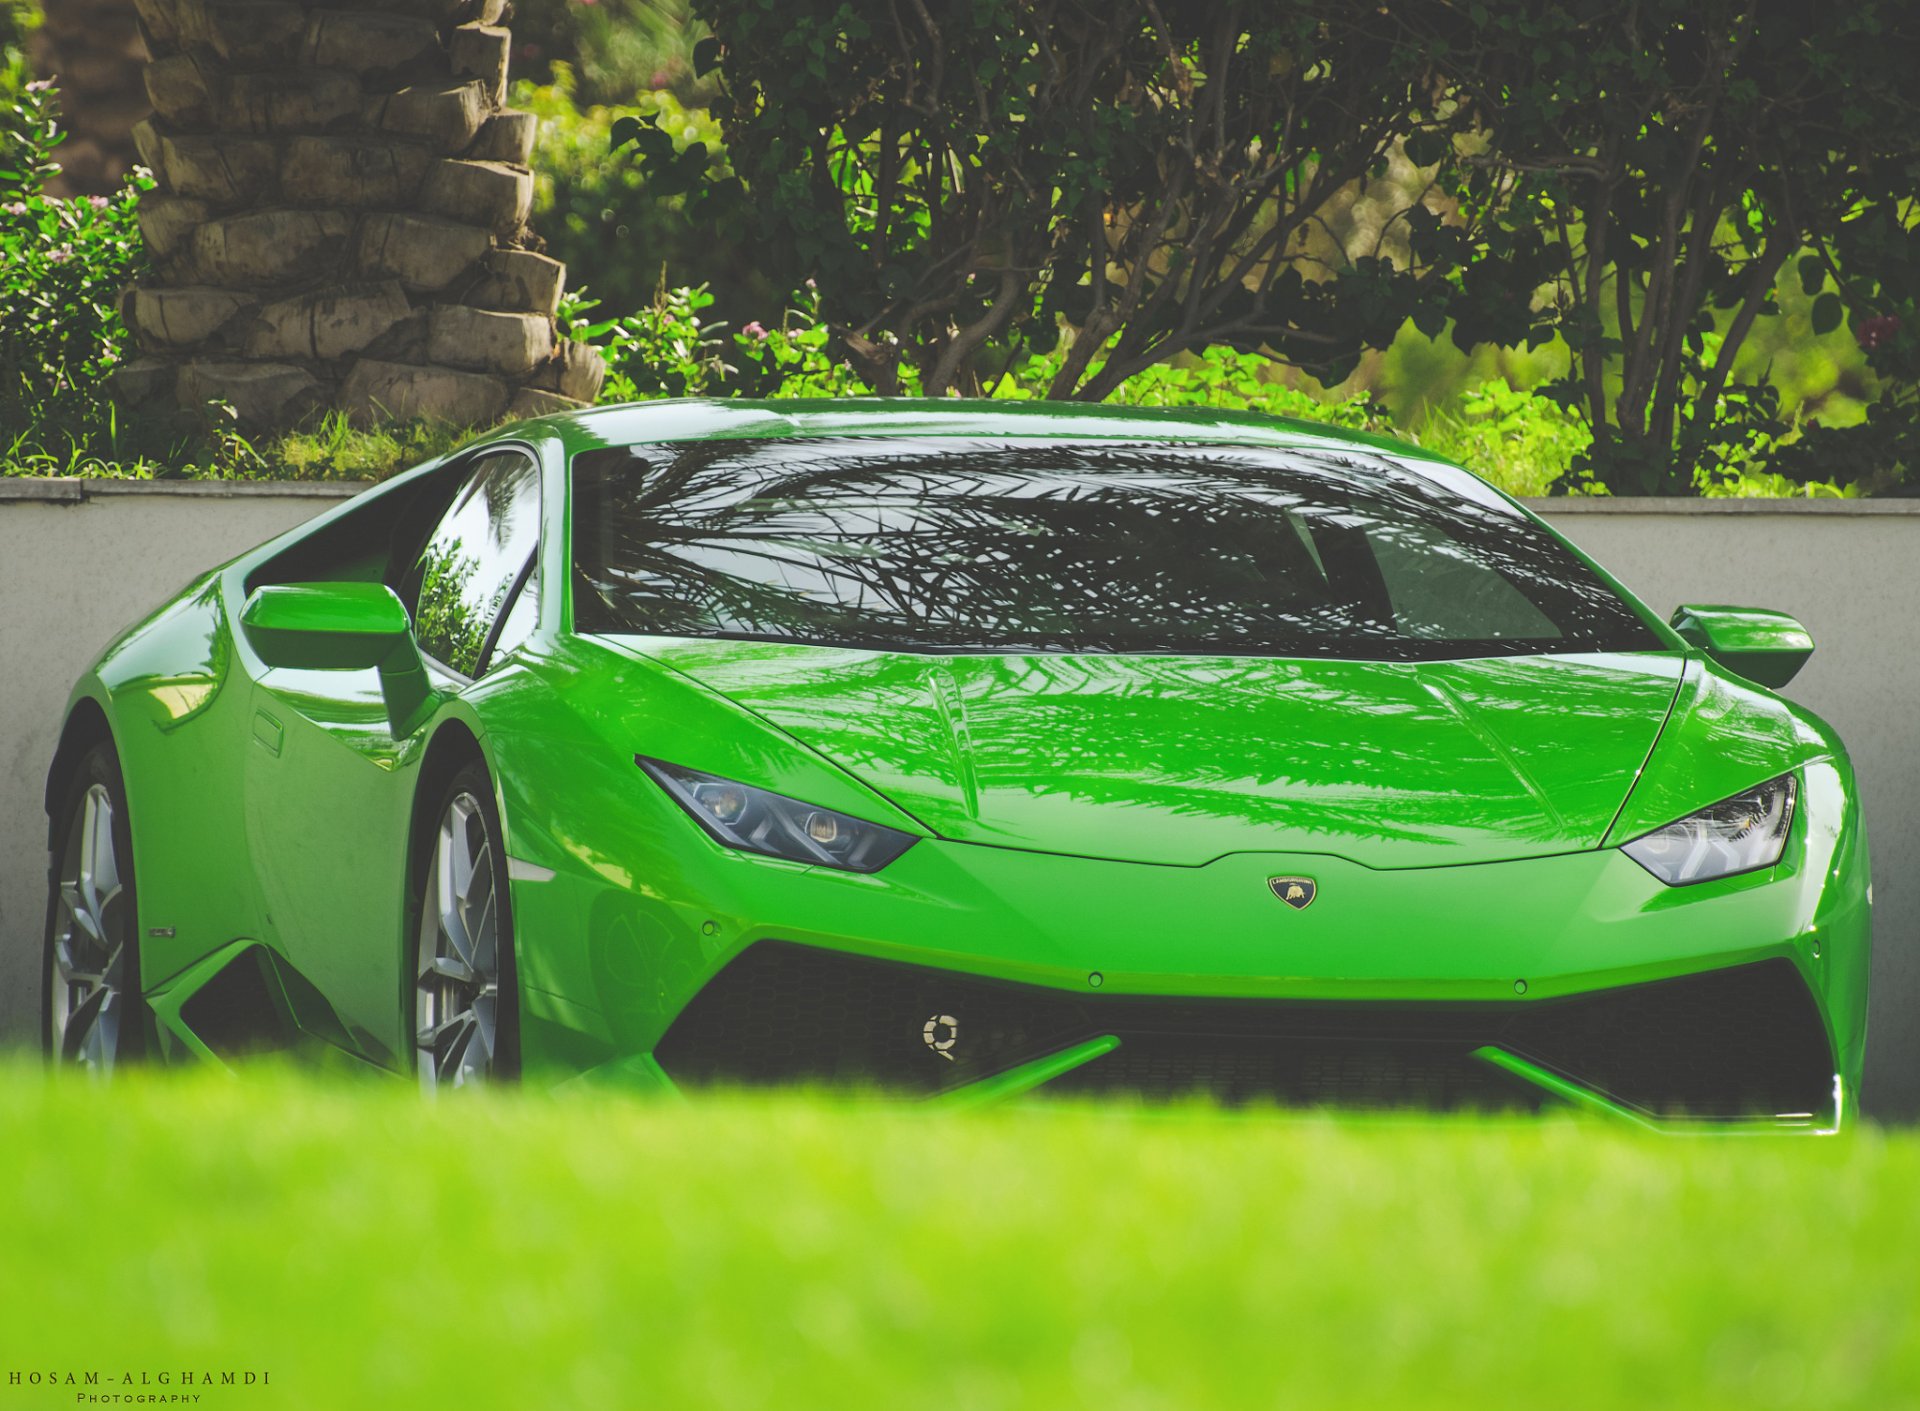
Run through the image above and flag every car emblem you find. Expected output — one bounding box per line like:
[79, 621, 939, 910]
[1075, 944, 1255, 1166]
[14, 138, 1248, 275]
[923, 1014, 959, 1061]
[1268, 876, 1317, 910]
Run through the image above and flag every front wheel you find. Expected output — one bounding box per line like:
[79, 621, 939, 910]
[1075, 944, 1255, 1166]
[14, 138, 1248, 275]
[43, 740, 148, 1072]
[413, 761, 520, 1091]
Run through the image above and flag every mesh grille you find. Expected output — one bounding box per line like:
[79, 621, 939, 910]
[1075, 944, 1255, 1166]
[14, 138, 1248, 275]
[1040, 1035, 1545, 1111]
[654, 941, 1085, 1094]
[1500, 959, 1835, 1118]
[655, 942, 1834, 1117]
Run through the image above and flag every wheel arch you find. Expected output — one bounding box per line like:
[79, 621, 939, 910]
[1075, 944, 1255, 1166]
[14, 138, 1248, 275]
[44, 693, 116, 846]
[407, 719, 497, 885]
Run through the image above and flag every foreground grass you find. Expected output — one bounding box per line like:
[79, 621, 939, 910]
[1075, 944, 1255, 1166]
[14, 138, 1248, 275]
[0, 1065, 1917, 1410]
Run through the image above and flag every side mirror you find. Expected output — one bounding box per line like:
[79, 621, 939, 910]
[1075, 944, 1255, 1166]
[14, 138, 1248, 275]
[1669, 604, 1814, 688]
[242, 583, 436, 734]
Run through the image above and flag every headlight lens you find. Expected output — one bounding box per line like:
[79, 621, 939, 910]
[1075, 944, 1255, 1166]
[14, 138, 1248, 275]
[1622, 773, 1798, 885]
[638, 757, 918, 873]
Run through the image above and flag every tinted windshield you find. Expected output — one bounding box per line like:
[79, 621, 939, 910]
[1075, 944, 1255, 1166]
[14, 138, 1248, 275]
[570, 439, 1661, 660]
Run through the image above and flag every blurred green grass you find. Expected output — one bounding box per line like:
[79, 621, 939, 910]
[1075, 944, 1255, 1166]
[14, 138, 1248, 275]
[1, 1063, 1917, 1410]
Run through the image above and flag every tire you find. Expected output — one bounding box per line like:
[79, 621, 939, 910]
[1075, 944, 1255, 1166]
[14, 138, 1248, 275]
[411, 759, 520, 1090]
[42, 739, 149, 1070]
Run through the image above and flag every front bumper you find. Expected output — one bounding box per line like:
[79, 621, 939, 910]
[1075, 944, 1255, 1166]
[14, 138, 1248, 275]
[656, 941, 1839, 1125]
[512, 762, 1869, 1127]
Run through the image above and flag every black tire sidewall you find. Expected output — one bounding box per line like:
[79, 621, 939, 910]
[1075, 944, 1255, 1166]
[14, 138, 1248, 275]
[42, 740, 147, 1062]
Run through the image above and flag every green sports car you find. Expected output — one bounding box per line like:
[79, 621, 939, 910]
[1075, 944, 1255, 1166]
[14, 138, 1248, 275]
[43, 399, 1869, 1127]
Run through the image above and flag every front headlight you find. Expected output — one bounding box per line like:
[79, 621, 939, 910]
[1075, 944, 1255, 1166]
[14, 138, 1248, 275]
[638, 757, 919, 873]
[1621, 773, 1798, 885]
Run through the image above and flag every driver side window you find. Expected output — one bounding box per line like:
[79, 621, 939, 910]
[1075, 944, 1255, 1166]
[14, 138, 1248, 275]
[401, 451, 541, 676]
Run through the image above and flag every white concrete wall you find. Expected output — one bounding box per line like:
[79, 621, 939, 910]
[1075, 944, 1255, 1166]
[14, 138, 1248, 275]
[0, 480, 349, 1053]
[2, 483, 1915, 1114]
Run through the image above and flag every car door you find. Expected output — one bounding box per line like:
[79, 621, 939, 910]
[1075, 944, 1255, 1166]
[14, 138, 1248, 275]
[244, 449, 543, 1066]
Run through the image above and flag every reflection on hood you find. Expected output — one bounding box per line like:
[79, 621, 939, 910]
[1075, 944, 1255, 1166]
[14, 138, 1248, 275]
[643, 640, 1686, 869]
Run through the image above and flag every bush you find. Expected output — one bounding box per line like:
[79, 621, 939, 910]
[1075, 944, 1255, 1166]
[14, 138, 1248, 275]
[633, 1, 1462, 398]
[0, 77, 153, 470]
[518, 69, 773, 324]
[507, 0, 699, 109]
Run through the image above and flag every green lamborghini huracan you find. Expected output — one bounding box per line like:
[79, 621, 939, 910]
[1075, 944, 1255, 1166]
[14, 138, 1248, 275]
[44, 400, 1869, 1127]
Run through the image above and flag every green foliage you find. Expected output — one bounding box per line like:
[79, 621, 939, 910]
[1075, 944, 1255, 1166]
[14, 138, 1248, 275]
[0, 0, 36, 55]
[518, 69, 754, 320]
[627, 1, 1464, 398]
[1412, 0, 1920, 494]
[613, 0, 1920, 492]
[1767, 200, 1920, 493]
[1413, 383, 1597, 500]
[0, 76, 153, 466]
[412, 543, 490, 674]
[5, 1064, 1920, 1408]
[258, 413, 474, 483]
[564, 279, 734, 400]
[507, 0, 699, 109]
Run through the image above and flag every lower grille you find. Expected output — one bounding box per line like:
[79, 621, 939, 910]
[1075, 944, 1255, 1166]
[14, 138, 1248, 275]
[654, 942, 1834, 1118]
[1041, 1035, 1545, 1112]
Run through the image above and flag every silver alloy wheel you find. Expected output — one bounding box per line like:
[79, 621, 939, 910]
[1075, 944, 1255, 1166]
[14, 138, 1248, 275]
[49, 783, 130, 1072]
[415, 791, 500, 1091]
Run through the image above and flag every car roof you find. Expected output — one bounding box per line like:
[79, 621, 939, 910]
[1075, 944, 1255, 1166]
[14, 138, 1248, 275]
[506, 396, 1455, 469]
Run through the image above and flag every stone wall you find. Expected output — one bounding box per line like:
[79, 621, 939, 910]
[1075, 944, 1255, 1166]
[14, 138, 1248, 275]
[113, 0, 605, 429]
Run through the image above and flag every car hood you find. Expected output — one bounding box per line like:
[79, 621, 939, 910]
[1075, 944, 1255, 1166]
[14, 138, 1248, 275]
[638, 640, 1686, 868]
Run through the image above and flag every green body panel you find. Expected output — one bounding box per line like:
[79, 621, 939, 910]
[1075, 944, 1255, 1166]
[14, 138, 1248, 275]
[47, 399, 1871, 1127]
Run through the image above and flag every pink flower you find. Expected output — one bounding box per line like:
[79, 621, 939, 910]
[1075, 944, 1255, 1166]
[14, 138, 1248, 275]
[87, 195, 109, 210]
[742, 321, 769, 341]
[25, 79, 53, 93]
[1858, 314, 1902, 352]
[2, 201, 28, 216]
[49, 247, 72, 263]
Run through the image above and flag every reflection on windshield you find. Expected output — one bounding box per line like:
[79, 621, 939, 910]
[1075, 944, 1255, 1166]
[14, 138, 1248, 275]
[572, 439, 1659, 661]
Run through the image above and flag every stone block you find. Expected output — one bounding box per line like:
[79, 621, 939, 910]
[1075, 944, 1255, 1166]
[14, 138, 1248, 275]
[203, 3, 306, 64]
[130, 0, 180, 49]
[421, 159, 531, 237]
[177, 359, 324, 427]
[192, 209, 354, 285]
[137, 195, 208, 261]
[427, 306, 553, 376]
[508, 388, 583, 421]
[449, 24, 509, 103]
[130, 117, 163, 175]
[372, 82, 488, 154]
[469, 110, 536, 165]
[468, 249, 564, 315]
[223, 71, 362, 133]
[361, 309, 429, 362]
[281, 136, 431, 207]
[304, 10, 439, 74]
[531, 339, 606, 404]
[107, 356, 177, 408]
[144, 52, 214, 126]
[341, 359, 510, 427]
[355, 213, 491, 292]
[160, 133, 277, 205]
[126, 286, 253, 347]
[246, 280, 411, 360]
